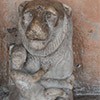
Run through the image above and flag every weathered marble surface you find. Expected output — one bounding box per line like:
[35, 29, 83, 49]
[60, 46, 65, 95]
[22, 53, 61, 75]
[10, 0, 74, 100]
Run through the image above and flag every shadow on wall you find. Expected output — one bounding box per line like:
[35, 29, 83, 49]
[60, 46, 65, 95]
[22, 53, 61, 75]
[72, 25, 85, 94]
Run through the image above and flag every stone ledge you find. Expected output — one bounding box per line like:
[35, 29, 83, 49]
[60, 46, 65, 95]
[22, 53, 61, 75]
[74, 86, 100, 96]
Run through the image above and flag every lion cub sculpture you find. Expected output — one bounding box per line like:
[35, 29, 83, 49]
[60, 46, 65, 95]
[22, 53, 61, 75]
[10, 0, 74, 100]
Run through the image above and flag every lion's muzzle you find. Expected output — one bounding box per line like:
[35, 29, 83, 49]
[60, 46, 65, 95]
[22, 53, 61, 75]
[26, 24, 48, 41]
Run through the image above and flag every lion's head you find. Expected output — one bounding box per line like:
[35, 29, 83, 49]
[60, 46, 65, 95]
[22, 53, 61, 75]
[18, 0, 72, 56]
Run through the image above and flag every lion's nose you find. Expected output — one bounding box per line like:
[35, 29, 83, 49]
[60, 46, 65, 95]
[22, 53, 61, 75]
[26, 24, 48, 40]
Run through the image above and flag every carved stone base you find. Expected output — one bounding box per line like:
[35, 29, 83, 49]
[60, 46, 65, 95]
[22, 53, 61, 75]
[9, 86, 73, 100]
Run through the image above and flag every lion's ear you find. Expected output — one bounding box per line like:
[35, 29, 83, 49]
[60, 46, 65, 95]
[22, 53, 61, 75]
[63, 4, 72, 17]
[18, 1, 28, 16]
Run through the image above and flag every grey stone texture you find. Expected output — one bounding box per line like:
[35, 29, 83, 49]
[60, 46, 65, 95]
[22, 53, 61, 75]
[10, 0, 74, 100]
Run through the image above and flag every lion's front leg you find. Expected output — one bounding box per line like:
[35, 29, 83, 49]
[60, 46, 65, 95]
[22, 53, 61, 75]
[40, 75, 75, 100]
[10, 45, 46, 100]
[10, 69, 46, 100]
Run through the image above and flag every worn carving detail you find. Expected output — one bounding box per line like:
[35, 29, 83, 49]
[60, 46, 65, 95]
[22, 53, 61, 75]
[10, 0, 74, 100]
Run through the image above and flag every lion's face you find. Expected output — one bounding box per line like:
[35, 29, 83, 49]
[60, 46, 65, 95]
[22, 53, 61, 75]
[18, 0, 72, 56]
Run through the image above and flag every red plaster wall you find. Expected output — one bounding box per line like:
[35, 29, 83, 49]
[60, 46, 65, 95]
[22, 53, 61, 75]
[0, 0, 100, 94]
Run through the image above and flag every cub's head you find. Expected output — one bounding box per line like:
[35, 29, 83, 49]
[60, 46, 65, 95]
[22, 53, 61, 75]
[18, 0, 72, 56]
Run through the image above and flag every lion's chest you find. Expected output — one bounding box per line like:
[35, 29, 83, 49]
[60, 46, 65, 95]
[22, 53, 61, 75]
[41, 48, 73, 79]
[25, 41, 73, 79]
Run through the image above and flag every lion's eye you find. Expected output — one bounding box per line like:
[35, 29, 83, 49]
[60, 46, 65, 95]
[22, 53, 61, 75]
[46, 12, 57, 19]
[46, 12, 52, 19]
[45, 11, 58, 27]
[23, 12, 33, 26]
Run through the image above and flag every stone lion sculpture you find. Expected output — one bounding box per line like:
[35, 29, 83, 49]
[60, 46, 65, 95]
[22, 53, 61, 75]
[10, 0, 74, 100]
